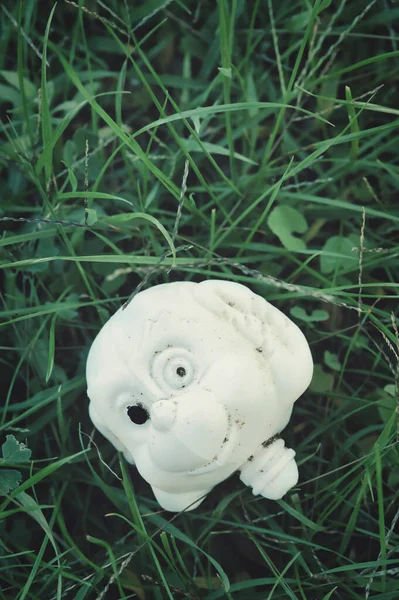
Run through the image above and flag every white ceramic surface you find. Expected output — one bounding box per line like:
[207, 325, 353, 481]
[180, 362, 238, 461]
[86, 280, 313, 511]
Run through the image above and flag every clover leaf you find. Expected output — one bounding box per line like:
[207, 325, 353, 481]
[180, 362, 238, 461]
[0, 435, 32, 496]
[267, 206, 308, 251]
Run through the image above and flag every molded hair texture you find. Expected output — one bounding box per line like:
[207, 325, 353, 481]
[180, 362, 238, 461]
[193, 280, 313, 405]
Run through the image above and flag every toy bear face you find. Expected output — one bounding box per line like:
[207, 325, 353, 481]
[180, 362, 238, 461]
[86, 280, 313, 511]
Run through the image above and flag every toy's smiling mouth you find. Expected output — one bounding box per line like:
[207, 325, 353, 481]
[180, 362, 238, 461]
[141, 391, 235, 473]
[186, 420, 240, 475]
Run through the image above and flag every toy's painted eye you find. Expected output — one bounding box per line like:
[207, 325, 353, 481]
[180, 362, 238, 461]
[152, 348, 196, 392]
[127, 404, 150, 425]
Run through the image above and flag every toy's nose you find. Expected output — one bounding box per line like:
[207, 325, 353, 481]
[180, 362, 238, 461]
[151, 400, 177, 432]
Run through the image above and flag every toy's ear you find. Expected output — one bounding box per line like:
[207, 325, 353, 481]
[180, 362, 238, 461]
[194, 280, 313, 405]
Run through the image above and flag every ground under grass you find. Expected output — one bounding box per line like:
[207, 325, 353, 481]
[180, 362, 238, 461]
[0, 0, 399, 598]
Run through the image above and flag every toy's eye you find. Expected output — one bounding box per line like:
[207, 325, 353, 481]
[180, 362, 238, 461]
[127, 404, 150, 425]
[164, 356, 194, 389]
[152, 348, 196, 392]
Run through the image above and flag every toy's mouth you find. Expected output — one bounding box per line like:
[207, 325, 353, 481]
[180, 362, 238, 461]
[139, 391, 238, 474]
[186, 420, 239, 475]
[141, 402, 243, 475]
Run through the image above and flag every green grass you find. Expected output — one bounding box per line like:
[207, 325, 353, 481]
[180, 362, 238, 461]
[1, 0, 399, 598]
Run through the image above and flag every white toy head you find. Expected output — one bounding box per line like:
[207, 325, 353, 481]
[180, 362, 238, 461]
[86, 280, 313, 511]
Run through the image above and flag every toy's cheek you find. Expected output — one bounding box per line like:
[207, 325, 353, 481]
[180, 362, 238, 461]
[202, 352, 274, 411]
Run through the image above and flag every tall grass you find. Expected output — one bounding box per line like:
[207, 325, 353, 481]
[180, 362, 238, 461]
[0, 1, 398, 598]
